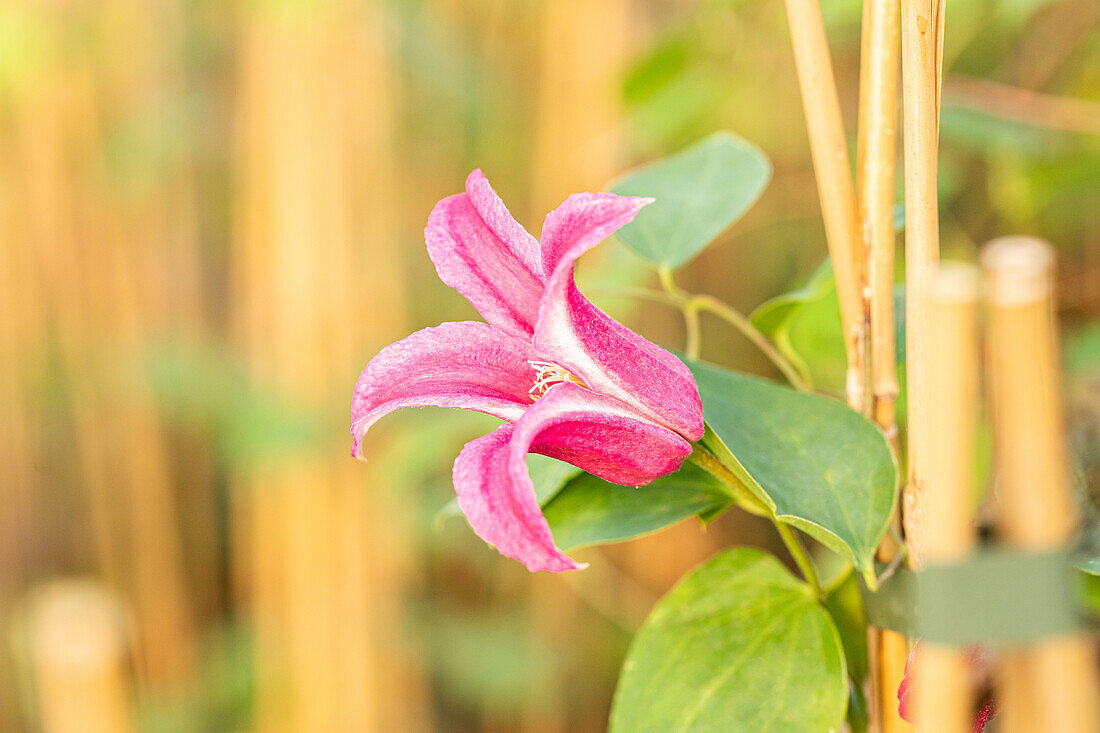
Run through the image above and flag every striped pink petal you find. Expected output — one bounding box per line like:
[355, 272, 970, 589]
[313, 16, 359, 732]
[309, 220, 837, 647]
[539, 192, 653, 278]
[533, 193, 704, 442]
[350, 321, 533, 458]
[425, 170, 544, 336]
[453, 383, 693, 572]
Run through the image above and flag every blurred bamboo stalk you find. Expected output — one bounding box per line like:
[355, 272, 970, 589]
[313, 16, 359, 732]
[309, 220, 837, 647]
[783, 0, 868, 413]
[8, 0, 196, 687]
[983, 237, 1100, 733]
[24, 581, 135, 733]
[913, 264, 980, 733]
[855, 0, 905, 727]
[900, 0, 944, 571]
[0, 125, 47, 733]
[531, 0, 629, 216]
[234, 2, 419, 730]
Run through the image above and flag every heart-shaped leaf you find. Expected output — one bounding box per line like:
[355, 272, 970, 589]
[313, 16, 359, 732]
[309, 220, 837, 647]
[610, 548, 847, 732]
[687, 359, 899, 585]
[543, 461, 732, 551]
[610, 132, 771, 269]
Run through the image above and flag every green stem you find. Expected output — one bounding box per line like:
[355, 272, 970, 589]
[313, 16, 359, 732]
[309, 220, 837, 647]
[683, 301, 702, 360]
[657, 265, 685, 298]
[689, 444, 822, 598]
[686, 444, 761, 511]
[593, 285, 811, 392]
[775, 521, 822, 599]
[690, 295, 812, 393]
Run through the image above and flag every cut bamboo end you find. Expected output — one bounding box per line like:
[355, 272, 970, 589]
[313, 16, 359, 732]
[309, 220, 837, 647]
[981, 236, 1054, 305]
[983, 237, 1100, 733]
[24, 580, 135, 733]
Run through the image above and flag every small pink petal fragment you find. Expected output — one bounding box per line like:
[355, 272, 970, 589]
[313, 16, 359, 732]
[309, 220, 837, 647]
[533, 193, 703, 441]
[350, 321, 533, 458]
[425, 170, 544, 336]
[452, 383, 692, 572]
[898, 641, 999, 733]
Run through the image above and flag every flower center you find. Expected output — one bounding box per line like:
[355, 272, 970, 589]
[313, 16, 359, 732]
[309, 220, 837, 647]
[528, 360, 587, 400]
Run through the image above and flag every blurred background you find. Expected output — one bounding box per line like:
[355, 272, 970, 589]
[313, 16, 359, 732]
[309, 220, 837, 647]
[1, 0, 1098, 731]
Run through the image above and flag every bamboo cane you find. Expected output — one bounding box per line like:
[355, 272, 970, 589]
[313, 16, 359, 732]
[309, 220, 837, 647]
[855, 0, 906, 727]
[900, 0, 945, 572]
[0, 131, 48, 733]
[25, 581, 135, 733]
[912, 264, 980, 733]
[9, 11, 196, 685]
[858, 0, 902, 444]
[982, 237, 1100, 733]
[783, 0, 867, 413]
[234, 2, 416, 729]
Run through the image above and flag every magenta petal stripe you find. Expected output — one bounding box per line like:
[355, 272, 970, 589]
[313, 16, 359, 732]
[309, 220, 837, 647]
[350, 321, 534, 458]
[453, 383, 692, 573]
[425, 171, 544, 336]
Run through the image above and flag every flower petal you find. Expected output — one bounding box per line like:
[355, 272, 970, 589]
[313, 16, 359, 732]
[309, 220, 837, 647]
[452, 382, 692, 573]
[425, 170, 543, 335]
[350, 321, 533, 458]
[533, 195, 704, 442]
[539, 192, 653, 279]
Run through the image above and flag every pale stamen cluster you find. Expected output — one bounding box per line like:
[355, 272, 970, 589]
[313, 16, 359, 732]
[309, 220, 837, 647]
[528, 360, 587, 400]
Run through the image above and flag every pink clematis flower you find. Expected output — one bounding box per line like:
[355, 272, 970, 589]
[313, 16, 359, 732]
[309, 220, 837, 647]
[350, 170, 704, 573]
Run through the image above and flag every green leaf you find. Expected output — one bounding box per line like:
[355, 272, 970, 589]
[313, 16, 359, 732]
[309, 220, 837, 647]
[610, 548, 847, 732]
[751, 264, 906, 393]
[610, 132, 772, 269]
[823, 568, 869, 686]
[543, 462, 732, 551]
[1077, 554, 1100, 576]
[435, 455, 581, 526]
[687, 359, 899, 585]
[749, 260, 835, 337]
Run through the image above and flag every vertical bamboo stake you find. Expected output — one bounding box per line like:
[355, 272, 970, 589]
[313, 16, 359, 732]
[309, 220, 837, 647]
[9, 6, 196, 685]
[983, 237, 1100, 733]
[25, 581, 135, 733]
[0, 135, 47, 733]
[855, 0, 906, 727]
[858, 0, 901, 443]
[913, 264, 980, 733]
[531, 0, 628, 216]
[900, 0, 945, 570]
[783, 0, 867, 412]
[234, 1, 415, 730]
